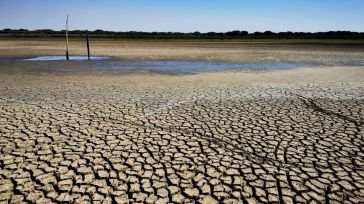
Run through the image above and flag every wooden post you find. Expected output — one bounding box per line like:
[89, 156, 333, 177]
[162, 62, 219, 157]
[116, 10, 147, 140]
[65, 14, 69, 60]
[86, 30, 90, 60]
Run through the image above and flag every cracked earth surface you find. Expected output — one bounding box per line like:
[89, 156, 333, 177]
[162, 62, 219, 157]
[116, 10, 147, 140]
[0, 74, 364, 203]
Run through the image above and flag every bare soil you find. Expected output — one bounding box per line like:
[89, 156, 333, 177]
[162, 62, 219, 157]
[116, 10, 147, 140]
[0, 39, 363, 203]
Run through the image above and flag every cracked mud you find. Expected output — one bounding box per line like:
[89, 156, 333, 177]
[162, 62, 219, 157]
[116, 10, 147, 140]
[0, 72, 364, 203]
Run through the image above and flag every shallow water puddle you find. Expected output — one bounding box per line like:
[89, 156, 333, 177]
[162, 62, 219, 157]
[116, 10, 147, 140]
[22, 56, 311, 73]
[103, 60, 309, 74]
[14, 56, 362, 74]
[25, 55, 110, 61]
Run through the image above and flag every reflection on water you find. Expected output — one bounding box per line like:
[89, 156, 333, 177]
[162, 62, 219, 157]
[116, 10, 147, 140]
[9, 56, 364, 74]
[25, 56, 110, 61]
[102, 60, 310, 74]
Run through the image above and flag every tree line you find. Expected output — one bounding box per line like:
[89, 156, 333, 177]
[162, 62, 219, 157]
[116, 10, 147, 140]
[1, 29, 363, 40]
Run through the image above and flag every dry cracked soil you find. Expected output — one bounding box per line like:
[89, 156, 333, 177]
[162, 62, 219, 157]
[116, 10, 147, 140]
[0, 70, 364, 204]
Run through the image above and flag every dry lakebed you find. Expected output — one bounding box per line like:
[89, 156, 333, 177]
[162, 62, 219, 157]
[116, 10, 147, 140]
[0, 40, 364, 203]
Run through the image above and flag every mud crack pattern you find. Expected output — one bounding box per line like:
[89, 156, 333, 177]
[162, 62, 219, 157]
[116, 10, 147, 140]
[1, 83, 364, 203]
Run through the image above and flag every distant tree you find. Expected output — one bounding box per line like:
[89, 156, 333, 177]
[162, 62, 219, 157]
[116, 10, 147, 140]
[240, 31, 249, 36]
[94, 29, 104, 34]
[18, 29, 29, 33]
[264, 31, 275, 37]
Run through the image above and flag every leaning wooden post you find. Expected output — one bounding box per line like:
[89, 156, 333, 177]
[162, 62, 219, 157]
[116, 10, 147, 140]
[86, 30, 90, 60]
[65, 14, 69, 60]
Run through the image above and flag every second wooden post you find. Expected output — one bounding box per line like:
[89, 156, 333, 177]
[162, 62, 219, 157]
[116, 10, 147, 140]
[86, 30, 90, 60]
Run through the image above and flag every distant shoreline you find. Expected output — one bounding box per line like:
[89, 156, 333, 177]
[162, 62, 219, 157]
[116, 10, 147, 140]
[1, 37, 364, 45]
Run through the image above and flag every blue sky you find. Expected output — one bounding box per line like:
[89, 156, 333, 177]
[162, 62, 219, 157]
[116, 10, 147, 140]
[0, 0, 363, 32]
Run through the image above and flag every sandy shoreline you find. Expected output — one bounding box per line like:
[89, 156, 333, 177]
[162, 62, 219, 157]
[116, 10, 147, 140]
[1, 39, 364, 64]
